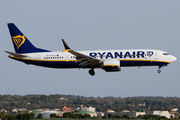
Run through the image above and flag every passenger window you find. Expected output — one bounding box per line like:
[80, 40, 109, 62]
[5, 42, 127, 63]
[163, 53, 169, 55]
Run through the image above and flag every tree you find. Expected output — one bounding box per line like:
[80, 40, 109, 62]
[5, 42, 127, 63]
[16, 114, 23, 120]
[123, 114, 130, 119]
[0, 111, 7, 115]
[102, 116, 107, 118]
[0, 111, 8, 120]
[160, 116, 168, 120]
[88, 100, 98, 105]
[50, 113, 56, 118]
[137, 115, 143, 119]
[92, 116, 98, 119]
[37, 113, 43, 119]
[22, 114, 27, 120]
[83, 114, 91, 118]
[29, 113, 35, 119]
[63, 112, 72, 118]
[7, 115, 17, 120]
[160, 107, 163, 112]
[16, 113, 34, 120]
[1, 115, 8, 120]
[114, 115, 122, 118]
[152, 115, 160, 119]
[71, 114, 80, 119]
[131, 117, 136, 119]
[78, 114, 84, 119]
[107, 113, 113, 118]
[142, 115, 148, 120]
[40, 95, 47, 101]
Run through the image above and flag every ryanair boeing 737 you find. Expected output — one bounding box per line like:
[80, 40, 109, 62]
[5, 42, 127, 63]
[5, 23, 177, 76]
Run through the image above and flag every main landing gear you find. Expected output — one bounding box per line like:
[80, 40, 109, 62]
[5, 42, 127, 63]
[89, 68, 95, 76]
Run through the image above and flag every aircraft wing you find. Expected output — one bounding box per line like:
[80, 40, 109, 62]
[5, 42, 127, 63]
[5, 51, 26, 58]
[68, 50, 102, 66]
[62, 39, 102, 67]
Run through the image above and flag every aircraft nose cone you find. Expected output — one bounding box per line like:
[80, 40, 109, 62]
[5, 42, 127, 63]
[170, 56, 177, 62]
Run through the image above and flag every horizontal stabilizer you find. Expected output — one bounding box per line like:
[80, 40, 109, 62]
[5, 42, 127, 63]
[4, 51, 26, 57]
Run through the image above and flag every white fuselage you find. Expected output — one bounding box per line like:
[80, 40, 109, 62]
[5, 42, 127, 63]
[10, 49, 176, 69]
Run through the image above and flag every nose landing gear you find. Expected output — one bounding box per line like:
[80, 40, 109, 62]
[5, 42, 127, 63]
[157, 66, 161, 73]
[89, 68, 95, 76]
[157, 69, 161, 73]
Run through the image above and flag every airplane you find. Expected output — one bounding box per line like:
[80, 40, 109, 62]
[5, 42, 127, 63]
[5, 23, 177, 76]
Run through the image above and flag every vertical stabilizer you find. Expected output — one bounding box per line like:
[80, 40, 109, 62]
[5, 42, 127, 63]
[8, 23, 50, 53]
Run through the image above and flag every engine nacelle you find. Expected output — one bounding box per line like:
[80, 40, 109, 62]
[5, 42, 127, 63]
[102, 59, 121, 72]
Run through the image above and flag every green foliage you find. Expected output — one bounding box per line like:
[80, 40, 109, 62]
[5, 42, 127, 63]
[137, 115, 143, 119]
[0, 111, 7, 115]
[1, 115, 8, 120]
[0, 94, 180, 113]
[37, 113, 43, 119]
[102, 116, 107, 118]
[63, 112, 72, 118]
[71, 114, 80, 119]
[107, 113, 113, 118]
[16, 114, 23, 120]
[16, 113, 34, 120]
[114, 115, 122, 118]
[50, 113, 57, 118]
[7, 115, 17, 120]
[123, 114, 130, 119]
[83, 114, 91, 118]
[0, 115, 173, 120]
[141, 115, 160, 120]
[30, 113, 35, 119]
[160, 116, 168, 120]
[63, 112, 92, 119]
[22, 113, 27, 120]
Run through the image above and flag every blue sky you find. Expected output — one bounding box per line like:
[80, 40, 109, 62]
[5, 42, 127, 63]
[1, 0, 179, 98]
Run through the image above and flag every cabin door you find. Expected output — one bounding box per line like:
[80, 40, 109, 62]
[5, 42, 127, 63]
[65, 54, 70, 62]
[37, 55, 41, 63]
[154, 52, 158, 60]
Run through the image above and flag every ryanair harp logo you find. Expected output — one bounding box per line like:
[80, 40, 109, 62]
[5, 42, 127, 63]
[12, 35, 26, 49]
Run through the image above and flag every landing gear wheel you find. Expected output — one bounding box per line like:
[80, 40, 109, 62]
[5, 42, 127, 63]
[157, 70, 161, 73]
[89, 69, 95, 76]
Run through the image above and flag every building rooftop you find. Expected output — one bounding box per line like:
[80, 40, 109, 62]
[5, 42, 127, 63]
[106, 110, 115, 113]
[122, 110, 130, 113]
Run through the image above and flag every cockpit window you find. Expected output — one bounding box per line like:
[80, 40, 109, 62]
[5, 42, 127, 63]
[163, 53, 169, 55]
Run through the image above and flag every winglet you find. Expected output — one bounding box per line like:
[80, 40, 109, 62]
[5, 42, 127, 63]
[62, 39, 70, 52]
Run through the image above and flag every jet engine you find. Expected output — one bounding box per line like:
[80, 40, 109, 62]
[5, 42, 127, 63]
[102, 59, 121, 72]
